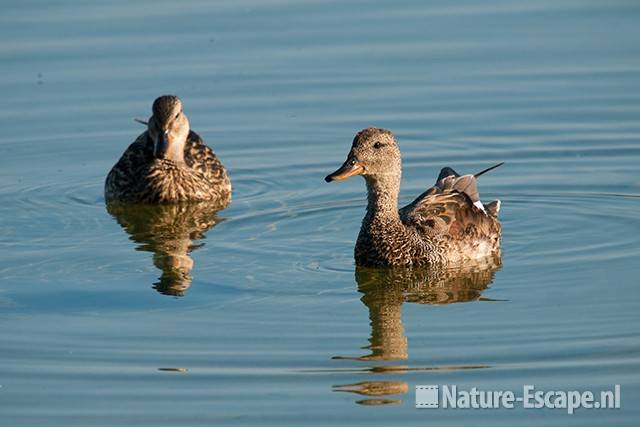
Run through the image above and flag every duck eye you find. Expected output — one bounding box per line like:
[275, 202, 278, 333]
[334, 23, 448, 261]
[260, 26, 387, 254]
[175, 111, 181, 119]
[373, 142, 384, 149]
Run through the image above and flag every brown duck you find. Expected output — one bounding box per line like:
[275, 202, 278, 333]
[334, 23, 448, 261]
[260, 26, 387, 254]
[325, 127, 502, 267]
[105, 95, 231, 205]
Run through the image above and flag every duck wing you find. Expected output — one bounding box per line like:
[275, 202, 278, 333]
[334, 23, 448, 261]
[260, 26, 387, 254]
[399, 189, 487, 239]
[104, 132, 154, 200]
[399, 163, 503, 238]
[184, 131, 230, 185]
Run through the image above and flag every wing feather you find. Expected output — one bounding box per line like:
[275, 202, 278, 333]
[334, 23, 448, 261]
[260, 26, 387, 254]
[401, 189, 499, 241]
[184, 131, 230, 186]
[400, 167, 500, 243]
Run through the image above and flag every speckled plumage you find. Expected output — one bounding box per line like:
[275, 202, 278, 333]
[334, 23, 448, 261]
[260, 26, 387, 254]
[326, 127, 502, 267]
[105, 130, 231, 203]
[105, 96, 231, 204]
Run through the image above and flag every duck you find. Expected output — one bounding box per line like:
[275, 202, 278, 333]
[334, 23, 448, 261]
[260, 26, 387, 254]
[105, 95, 231, 205]
[325, 127, 502, 267]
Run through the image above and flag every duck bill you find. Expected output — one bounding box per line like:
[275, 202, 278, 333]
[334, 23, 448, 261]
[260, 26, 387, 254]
[154, 132, 170, 159]
[325, 159, 365, 182]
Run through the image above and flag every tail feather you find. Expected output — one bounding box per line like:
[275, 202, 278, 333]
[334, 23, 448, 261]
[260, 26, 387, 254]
[485, 200, 501, 217]
[436, 166, 460, 183]
[434, 163, 503, 214]
[474, 162, 504, 178]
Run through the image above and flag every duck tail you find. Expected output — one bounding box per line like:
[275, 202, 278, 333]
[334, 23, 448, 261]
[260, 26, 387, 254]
[485, 200, 501, 217]
[474, 162, 504, 178]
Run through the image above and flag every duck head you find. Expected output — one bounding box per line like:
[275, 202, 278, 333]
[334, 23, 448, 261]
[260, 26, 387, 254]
[147, 95, 190, 163]
[325, 127, 401, 183]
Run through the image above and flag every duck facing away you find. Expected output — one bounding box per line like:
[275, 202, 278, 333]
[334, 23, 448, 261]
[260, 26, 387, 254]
[325, 127, 503, 267]
[105, 95, 231, 205]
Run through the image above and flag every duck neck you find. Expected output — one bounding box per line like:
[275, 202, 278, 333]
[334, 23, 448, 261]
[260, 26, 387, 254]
[364, 173, 401, 223]
[148, 130, 187, 166]
[166, 140, 186, 165]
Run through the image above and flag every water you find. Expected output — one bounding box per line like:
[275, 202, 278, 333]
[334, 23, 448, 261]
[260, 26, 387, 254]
[1, 0, 639, 425]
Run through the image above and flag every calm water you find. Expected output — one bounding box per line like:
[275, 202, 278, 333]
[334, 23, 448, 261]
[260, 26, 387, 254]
[1, 0, 640, 425]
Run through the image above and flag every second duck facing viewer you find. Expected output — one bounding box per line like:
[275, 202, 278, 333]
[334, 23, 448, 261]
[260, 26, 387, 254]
[105, 95, 231, 205]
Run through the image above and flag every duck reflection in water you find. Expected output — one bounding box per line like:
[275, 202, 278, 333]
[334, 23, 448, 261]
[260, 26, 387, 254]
[333, 255, 501, 405]
[106, 201, 224, 296]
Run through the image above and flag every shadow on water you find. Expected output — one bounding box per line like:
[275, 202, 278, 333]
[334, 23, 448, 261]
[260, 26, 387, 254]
[106, 201, 225, 297]
[332, 255, 502, 406]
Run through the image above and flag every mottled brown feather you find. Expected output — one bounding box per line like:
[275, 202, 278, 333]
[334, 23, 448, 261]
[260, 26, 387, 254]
[105, 130, 231, 204]
[329, 127, 502, 267]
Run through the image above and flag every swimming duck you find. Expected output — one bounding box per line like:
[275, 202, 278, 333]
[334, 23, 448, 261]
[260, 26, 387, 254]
[105, 95, 231, 205]
[325, 127, 502, 267]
